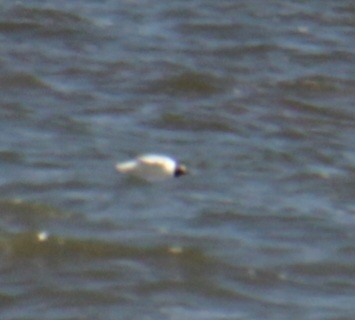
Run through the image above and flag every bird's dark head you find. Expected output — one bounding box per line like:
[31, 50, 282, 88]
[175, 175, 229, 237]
[174, 164, 188, 177]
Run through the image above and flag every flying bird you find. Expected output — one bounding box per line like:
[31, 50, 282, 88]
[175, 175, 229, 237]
[115, 154, 188, 182]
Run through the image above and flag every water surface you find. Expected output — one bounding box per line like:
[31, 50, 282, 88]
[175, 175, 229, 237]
[0, 1, 354, 319]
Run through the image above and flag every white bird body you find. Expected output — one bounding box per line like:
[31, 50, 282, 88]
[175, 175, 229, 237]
[115, 154, 187, 182]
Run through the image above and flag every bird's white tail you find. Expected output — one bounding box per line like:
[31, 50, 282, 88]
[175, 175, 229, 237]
[115, 160, 137, 173]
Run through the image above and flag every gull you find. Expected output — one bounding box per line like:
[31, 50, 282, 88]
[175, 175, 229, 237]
[115, 154, 188, 182]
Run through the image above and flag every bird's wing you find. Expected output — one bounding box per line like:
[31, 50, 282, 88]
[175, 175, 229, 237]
[138, 155, 168, 166]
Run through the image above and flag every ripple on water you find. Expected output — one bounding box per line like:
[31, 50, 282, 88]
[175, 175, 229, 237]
[0, 72, 49, 90]
[1, 5, 94, 36]
[0, 199, 62, 233]
[145, 71, 228, 96]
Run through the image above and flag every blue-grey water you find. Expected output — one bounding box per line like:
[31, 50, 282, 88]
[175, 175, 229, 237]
[0, 1, 354, 319]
